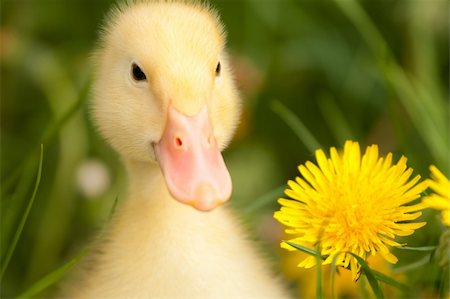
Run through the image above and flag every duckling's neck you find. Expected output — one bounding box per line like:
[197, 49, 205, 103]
[124, 159, 167, 201]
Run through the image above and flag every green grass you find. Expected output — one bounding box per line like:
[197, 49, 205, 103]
[17, 252, 83, 299]
[1, 145, 44, 281]
[1, 0, 448, 298]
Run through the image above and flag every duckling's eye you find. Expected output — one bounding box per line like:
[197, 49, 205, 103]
[215, 61, 221, 77]
[131, 63, 147, 81]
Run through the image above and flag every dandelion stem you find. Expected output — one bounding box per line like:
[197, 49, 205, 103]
[316, 243, 323, 299]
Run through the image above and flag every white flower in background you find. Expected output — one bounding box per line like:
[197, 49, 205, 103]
[76, 159, 111, 198]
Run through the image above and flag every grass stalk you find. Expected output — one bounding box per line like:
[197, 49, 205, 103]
[285, 241, 324, 259]
[316, 243, 323, 299]
[397, 245, 436, 252]
[1, 76, 90, 198]
[271, 100, 322, 153]
[330, 256, 339, 299]
[334, 0, 449, 167]
[17, 252, 83, 298]
[41, 77, 91, 145]
[1, 157, 38, 251]
[347, 252, 384, 299]
[317, 94, 356, 143]
[244, 185, 285, 215]
[1, 145, 44, 281]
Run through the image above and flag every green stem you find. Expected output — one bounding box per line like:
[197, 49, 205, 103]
[0, 145, 44, 281]
[271, 100, 322, 153]
[17, 251, 83, 298]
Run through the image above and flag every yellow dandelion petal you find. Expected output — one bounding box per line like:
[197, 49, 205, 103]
[398, 202, 427, 213]
[316, 149, 334, 180]
[442, 210, 450, 225]
[305, 161, 328, 190]
[277, 198, 303, 209]
[330, 147, 342, 175]
[299, 256, 316, 268]
[429, 181, 448, 199]
[398, 211, 422, 221]
[403, 179, 428, 201]
[350, 258, 361, 281]
[423, 165, 450, 226]
[430, 165, 450, 187]
[379, 248, 398, 264]
[391, 222, 426, 235]
[286, 180, 304, 198]
[425, 195, 449, 210]
[274, 140, 427, 280]
[379, 235, 401, 247]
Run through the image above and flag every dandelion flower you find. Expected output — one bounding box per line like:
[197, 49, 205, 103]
[423, 165, 450, 226]
[274, 140, 428, 280]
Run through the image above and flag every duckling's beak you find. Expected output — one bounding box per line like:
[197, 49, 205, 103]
[154, 104, 232, 211]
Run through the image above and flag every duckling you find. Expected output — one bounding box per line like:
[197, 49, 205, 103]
[62, 1, 290, 298]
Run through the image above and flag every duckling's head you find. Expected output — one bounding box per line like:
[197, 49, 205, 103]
[92, 1, 240, 211]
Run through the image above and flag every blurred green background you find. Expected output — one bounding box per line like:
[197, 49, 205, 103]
[1, 0, 448, 298]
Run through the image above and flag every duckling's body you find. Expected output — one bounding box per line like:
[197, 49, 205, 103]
[65, 162, 287, 298]
[62, 1, 289, 298]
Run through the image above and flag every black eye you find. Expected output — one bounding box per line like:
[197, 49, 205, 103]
[132, 63, 147, 81]
[215, 61, 221, 76]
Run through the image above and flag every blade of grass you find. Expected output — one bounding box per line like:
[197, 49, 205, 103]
[1, 148, 37, 199]
[244, 185, 285, 215]
[347, 252, 384, 299]
[316, 243, 323, 299]
[285, 241, 323, 258]
[108, 196, 120, 220]
[396, 245, 436, 252]
[385, 67, 448, 166]
[391, 255, 431, 274]
[285, 241, 325, 298]
[358, 275, 371, 299]
[333, 0, 389, 61]
[1, 157, 38, 254]
[1, 76, 90, 198]
[0, 144, 44, 281]
[334, 0, 449, 167]
[17, 251, 84, 299]
[17, 196, 119, 298]
[330, 255, 339, 299]
[372, 269, 408, 291]
[271, 101, 322, 153]
[1, 164, 25, 196]
[41, 77, 91, 145]
[438, 259, 449, 298]
[317, 94, 356, 143]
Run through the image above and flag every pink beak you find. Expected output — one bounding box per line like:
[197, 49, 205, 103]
[154, 104, 232, 211]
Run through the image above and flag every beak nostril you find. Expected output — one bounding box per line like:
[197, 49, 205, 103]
[175, 137, 183, 148]
[207, 135, 213, 146]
